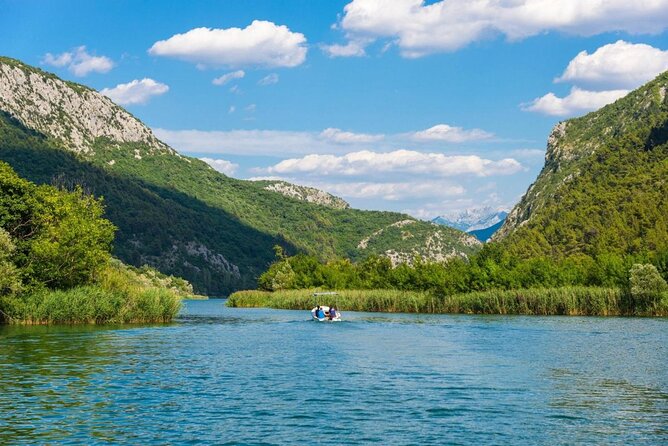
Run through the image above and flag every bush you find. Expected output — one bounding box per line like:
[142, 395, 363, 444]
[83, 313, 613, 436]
[629, 263, 668, 311]
[0, 228, 21, 297]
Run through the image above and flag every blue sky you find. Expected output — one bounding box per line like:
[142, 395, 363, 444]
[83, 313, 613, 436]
[2, 0, 668, 218]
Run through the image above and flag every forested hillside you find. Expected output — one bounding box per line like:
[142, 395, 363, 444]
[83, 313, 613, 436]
[0, 57, 480, 295]
[496, 71, 668, 258]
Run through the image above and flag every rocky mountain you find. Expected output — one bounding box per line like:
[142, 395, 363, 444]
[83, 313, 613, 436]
[256, 180, 350, 209]
[0, 56, 481, 295]
[432, 207, 508, 241]
[494, 70, 668, 257]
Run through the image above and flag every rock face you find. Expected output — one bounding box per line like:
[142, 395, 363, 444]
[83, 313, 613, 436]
[0, 57, 169, 155]
[263, 181, 350, 209]
[493, 69, 668, 256]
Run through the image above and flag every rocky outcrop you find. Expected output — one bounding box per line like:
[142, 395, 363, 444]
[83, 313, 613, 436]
[263, 181, 350, 209]
[0, 57, 170, 155]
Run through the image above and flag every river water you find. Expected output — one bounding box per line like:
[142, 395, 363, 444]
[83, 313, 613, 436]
[1, 300, 667, 445]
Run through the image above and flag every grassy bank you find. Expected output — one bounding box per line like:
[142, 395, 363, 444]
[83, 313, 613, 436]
[0, 261, 184, 325]
[227, 287, 668, 316]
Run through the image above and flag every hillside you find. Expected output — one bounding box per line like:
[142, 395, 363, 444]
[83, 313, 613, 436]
[495, 71, 668, 257]
[0, 56, 481, 295]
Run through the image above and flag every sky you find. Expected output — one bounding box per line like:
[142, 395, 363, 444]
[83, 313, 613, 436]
[2, 0, 668, 219]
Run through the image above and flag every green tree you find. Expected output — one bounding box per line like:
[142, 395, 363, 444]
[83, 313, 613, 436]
[629, 263, 668, 311]
[0, 162, 115, 289]
[0, 228, 21, 296]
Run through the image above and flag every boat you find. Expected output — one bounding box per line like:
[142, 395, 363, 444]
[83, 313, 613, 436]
[311, 292, 342, 322]
[310, 305, 342, 322]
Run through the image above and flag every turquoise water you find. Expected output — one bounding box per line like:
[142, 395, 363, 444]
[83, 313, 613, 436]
[1, 300, 667, 445]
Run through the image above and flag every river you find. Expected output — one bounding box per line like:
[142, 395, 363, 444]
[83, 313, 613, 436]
[1, 300, 667, 445]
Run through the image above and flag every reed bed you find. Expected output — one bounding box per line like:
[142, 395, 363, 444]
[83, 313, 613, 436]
[0, 263, 183, 325]
[227, 287, 668, 316]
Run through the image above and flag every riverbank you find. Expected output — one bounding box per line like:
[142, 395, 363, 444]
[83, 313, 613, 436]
[227, 287, 668, 316]
[0, 262, 189, 325]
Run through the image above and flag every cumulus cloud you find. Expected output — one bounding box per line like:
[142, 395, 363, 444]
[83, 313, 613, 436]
[323, 181, 465, 200]
[320, 128, 384, 144]
[42, 46, 114, 76]
[321, 40, 367, 57]
[330, 0, 668, 57]
[555, 40, 668, 90]
[154, 123, 501, 157]
[148, 20, 307, 68]
[258, 73, 279, 86]
[522, 87, 628, 117]
[200, 157, 239, 176]
[265, 150, 522, 178]
[100, 78, 169, 105]
[412, 124, 493, 143]
[212, 70, 245, 86]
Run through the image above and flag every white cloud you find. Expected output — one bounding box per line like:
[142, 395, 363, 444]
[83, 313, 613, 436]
[321, 40, 367, 57]
[154, 124, 501, 156]
[320, 128, 384, 144]
[331, 0, 668, 57]
[412, 124, 493, 143]
[200, 157, 239, 176]
[522, 87, 628, 117]
[213, 70, 245, 86]
[148, 20, 307, 68]
[245, 104, 256, 112]
[265, 150, 522, 178]
[556, 40, 668, 90]
[100, 78, 169, 105]
[323, 181, 465, 200]
[258, 73, 279, 86]
[43, 46, 114, 76]
[228, 106, 236, 114]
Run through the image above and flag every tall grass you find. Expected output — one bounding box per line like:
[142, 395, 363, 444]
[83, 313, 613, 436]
[227, 287, 668, 316]
[0, 262, 182, 325]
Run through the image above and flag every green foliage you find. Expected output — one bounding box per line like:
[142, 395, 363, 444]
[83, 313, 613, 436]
[228, 286, 666, 316]
[0, 161, 115, 289]
[0, 228, 21, 296]
[0, 162, 187, 324]
[629, 263, 668, 312]
[499, 71, 668, 259]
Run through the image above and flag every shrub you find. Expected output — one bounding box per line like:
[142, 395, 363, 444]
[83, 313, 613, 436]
[0, 228, 21, 297]
[629, 263, 668, 311]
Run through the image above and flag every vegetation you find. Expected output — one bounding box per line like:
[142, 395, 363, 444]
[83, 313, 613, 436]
[0, 162, 186, 324]
[258, 245, 668, 294]
[497, 71, 668, 259]
[243, 243, 668, 316]
[0, 56, 480, 295]
[228, 287, 667, 316]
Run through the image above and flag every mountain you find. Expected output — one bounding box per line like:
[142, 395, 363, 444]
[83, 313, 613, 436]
[0, 56, 481, 294]
[494, 70, 668, 258]
[432, 207, 508, 241]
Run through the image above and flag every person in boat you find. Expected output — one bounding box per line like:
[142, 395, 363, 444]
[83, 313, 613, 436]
[315, 306, 325, 319]
[329, 305, 337, 320]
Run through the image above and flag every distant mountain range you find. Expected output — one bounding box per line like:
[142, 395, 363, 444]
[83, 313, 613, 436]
[432, 207, 508, 241]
